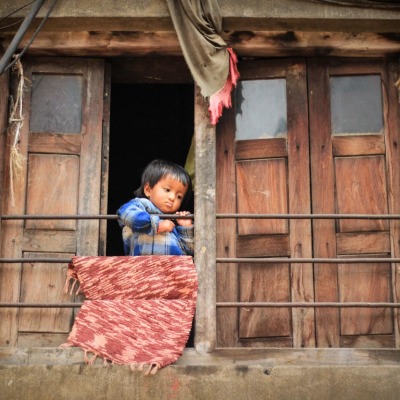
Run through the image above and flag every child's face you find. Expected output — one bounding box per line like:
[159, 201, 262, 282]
[144, 175, 188, 213]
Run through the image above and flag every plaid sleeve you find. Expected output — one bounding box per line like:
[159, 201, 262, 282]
[117, 199, 160, 235]
[175, 226, 194, 256]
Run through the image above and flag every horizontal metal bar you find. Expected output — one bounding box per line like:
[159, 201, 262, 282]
[0, 258, 73, 263]
[217, 258, 400, 264]
[0, 303, 83, 308]
[216, 213, 400, 220]
[1, 214, 118, 220]
[2, 301, 400, 308]
[217, 302, 400, 308]
[1, 214, 398, 220]
[1, 257, 400, 264]
[0, 214, 194, 220]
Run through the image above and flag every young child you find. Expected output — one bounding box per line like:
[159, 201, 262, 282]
[117, 159, 194, 256]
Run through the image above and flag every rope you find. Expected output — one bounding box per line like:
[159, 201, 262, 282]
[8, 57, 27, 207]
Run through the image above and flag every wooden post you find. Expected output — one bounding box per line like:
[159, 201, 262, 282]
[0, 64, 9, 216]
[194, 85, 217, 353]
[99, 63, 111, 256]
[0, 63, 27, 347]
[0, 59, 10, 344]
[387, 58, 400, 347]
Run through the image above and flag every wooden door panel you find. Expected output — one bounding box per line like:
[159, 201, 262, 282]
[339, 262, 392, 335]
[25, 154, 79, 230]
[335, 156, 389, 232]
[336, 231, 390, 255]
[17, 333, 69, 347]
[236, 159, 288, 235]
[332, 135, 385, 156]
[28, 132, 82, 154]
[239, 263, 291, 338]
[236, 138, 288, 159]
[217, 58, 313, 347]
[22, 230, 77, 253]
[236, 236, 290, 258]
[0, 57, 104, 347]
[19, 253, 73, 333]
[310, 57, 399, 348]
[218, 56, 400, 349]
[340, 334, 395, 348]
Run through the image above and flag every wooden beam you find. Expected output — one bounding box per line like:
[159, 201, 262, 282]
[110, 57, 192, 84]
[227, 31, 400, 57]
[194, 86, 217, 353]
[1, 31, 400, 58]
[0, 31, 182, 57]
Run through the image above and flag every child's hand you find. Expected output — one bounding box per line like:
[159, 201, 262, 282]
[157, 219, 175, 233]
[175, 211, 193, 227]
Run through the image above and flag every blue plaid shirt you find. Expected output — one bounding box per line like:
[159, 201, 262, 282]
[117, 198, 194, 256]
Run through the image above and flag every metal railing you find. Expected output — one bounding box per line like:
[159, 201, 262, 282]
[0, 212, 399, 310]
[0, 213, 193, 308]
[215, 213, 400, 310]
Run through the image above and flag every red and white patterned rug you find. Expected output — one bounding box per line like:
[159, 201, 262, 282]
[63, 256, 197, 374]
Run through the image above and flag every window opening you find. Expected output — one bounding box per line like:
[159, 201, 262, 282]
[330, 74, 384, 135]
[106, 83, 194, 256]
[30, 73, 83, 133]
[106, 83, 194, 346]
[235, 79, 287, 140]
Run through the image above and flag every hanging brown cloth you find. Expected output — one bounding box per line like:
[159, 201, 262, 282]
[166, 0, 239, 125]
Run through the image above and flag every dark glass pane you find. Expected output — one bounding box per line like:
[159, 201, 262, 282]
[30, 73, 83, 134]
[330, 75, 383, 135]
[236, 79, 287, 140]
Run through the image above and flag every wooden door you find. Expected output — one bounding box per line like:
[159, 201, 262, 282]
[0, 57, 105, 347]
[216, 57, 400, 348]
[216, 59, 315, 348]
[309, 58, 400, 348]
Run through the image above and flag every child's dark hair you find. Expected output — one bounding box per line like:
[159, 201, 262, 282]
[135, 159, 193, 207]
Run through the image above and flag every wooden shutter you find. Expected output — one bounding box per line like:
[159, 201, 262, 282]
[216, 58, 314, 348]
[0, 57, 105, 347]
[309, 58, 400, 348]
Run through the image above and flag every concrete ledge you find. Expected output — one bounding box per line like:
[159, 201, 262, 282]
[2, 348, 400, 399]
[2, 347, 400, 367]
[2, 0, 399, 19]
[1, 0, 400, 32]
[2, 364, 400, 400]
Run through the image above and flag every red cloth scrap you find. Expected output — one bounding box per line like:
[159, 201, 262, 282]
[208, 48, 240, 125]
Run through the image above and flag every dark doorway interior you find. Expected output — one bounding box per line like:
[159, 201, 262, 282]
[106, 83, 195, 347]
[106, 83, 194, 256]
